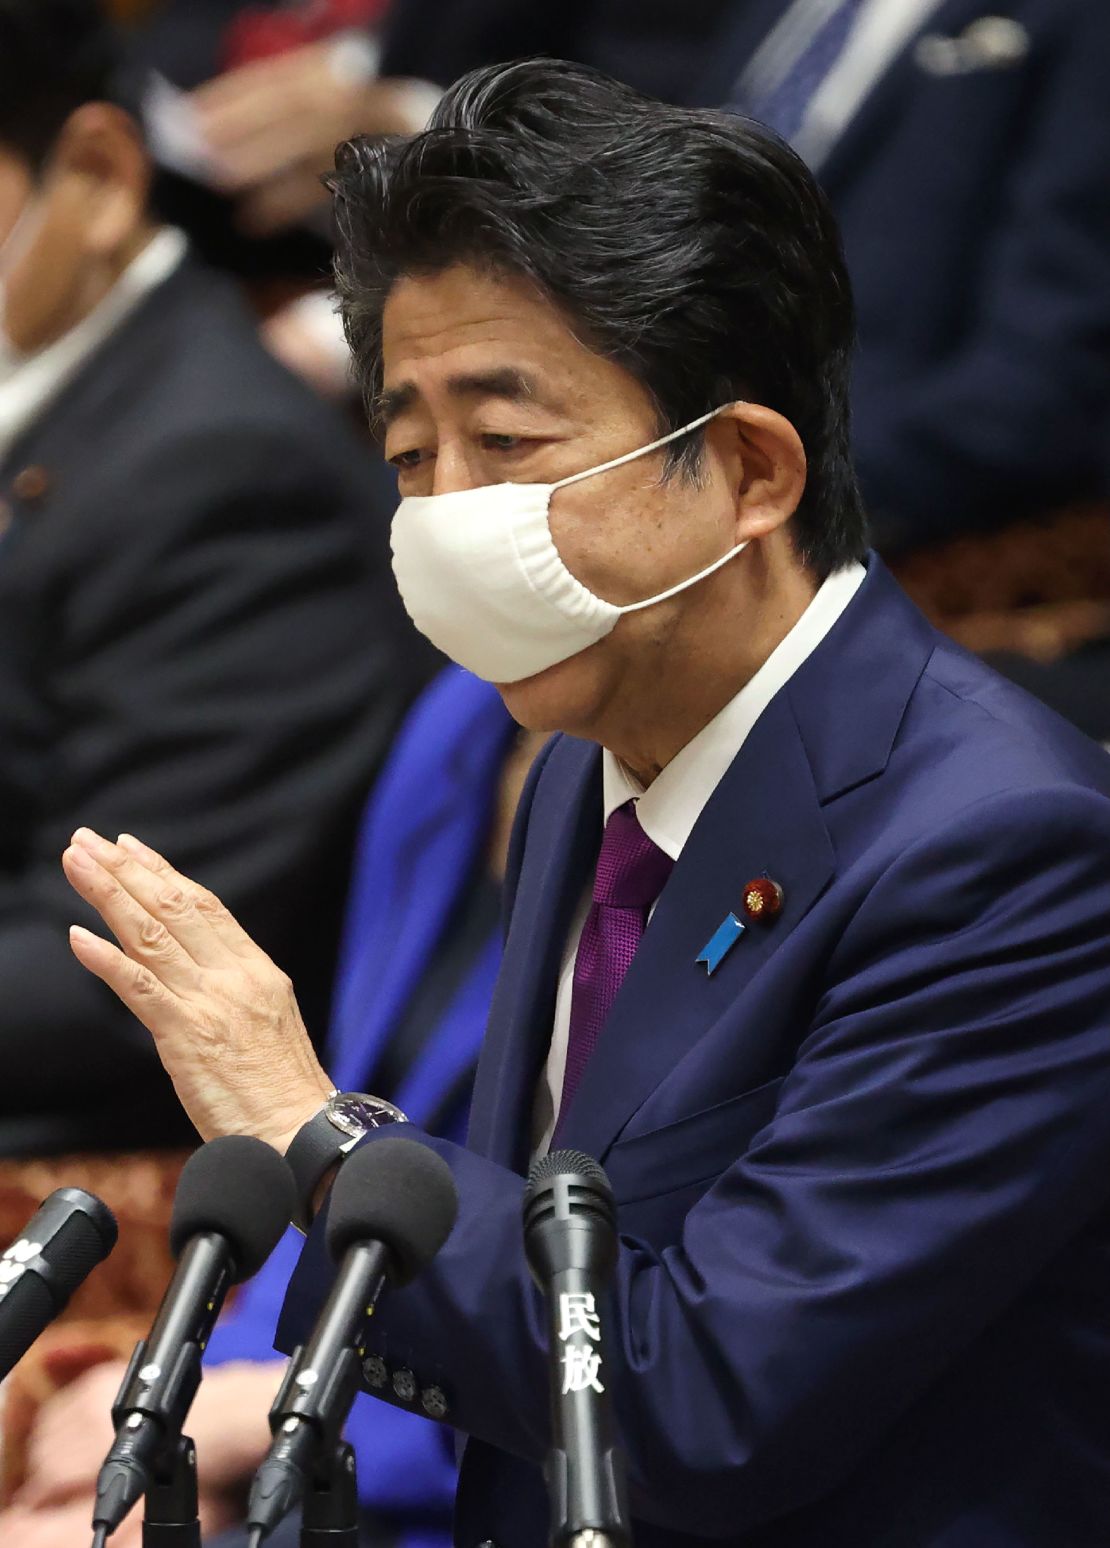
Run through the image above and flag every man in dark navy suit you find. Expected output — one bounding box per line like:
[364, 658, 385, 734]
[63, 60, 1110, 1548]
[0, 0, 420, 1156]
[697, 0, 1110, 553]
[183, 0, 1110, 739]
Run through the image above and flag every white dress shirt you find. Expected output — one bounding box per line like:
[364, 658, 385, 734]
[0, 226, 187, 467]
[738, 0, 948, 168]
[532, 559, 867, 1154]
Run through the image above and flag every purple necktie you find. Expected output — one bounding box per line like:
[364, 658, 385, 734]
[557, 802, 675, 1131]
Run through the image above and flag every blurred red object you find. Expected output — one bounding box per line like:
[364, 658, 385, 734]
[223, 0, 391, 71]
[0, 1150, 191, 1504]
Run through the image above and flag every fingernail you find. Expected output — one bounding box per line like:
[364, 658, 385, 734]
[75, 828, 116, 859]
[65, 845, 95, 872]
[69, 924, 97, 944]
[117, 833, 154, 860]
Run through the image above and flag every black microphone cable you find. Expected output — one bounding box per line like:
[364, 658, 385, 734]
[91, 1134, 296, 1541]
[524, 1149, 630, 1548]
[245, 1135, 458, 1544]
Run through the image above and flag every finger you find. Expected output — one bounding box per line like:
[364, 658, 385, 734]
[212, 112, 329, 190]
[237, 167, 331, 236]
[62, 844, 203, 986]
[16, 1469, 87, 1510]
[192, 53, 305, 125]
[25, 1402, 108, 1500]
[114, 833, 263, 959]
[70, 830, 230, 966]
[68, 923, 195, 1045]
[193, 68, 323, 180]
[0, 1504, 87, 1547]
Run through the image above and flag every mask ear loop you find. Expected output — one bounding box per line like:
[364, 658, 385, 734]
[549, 402, 750, 611]
[616, 539, 750, 614]
[550, 404, 733, 490]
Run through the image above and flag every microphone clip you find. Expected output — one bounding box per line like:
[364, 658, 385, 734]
[139, 1433, 201, 1548]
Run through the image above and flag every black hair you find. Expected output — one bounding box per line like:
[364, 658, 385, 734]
[329, 58, 868, 577]
[0, 0, 131, 170]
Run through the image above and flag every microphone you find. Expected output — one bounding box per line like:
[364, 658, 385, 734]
[0, 1187, 117, 1381]
[523, 1149, 630, 1548]
[92, 1135, 296, 1539]
[245, 1135, 458, 1544]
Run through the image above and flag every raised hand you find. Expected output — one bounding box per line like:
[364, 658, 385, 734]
[62, 830, 333, 1151]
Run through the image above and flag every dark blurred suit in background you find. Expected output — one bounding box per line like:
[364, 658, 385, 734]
[0, 0, 424, 1154]
[696, 0, 1110, 556]
[379, 0, 734, 105]
[0, 251, 418, 1156]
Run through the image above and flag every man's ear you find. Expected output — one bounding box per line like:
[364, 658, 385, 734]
[50, 103, 151, 257]
[708, 402, 808, 542]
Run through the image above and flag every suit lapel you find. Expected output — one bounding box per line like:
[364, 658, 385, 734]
[469, 558, 937, 1172]
[818, 0, 1003, 189]
[0, 262, 207, 483]
[466, 735, 602, 1171]
[558, 559, 937, 1163]
[557, 690, 835, 1162]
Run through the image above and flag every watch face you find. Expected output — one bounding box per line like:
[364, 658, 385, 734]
[327, 1093, 407, 1139]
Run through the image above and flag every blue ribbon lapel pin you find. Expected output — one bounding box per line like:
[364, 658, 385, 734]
[695, 912, 746, 976]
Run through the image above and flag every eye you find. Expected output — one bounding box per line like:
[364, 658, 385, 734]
[388, 448, 424, 470]
[481, 433, 523, 452]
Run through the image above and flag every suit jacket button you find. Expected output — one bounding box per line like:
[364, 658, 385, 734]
[11, 465, 50, 504]
[361, 1355, 387, 1389]
[421, 1384, 448, 1420]
[392, 1367, 417, 1402]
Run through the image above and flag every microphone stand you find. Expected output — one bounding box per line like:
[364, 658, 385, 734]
[141, 1434, 201, 1547]
[300, 1439, 360, 1547]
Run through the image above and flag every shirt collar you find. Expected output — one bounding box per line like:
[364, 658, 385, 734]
[602, 560, 867, 859]
[0, 226, 188, 466]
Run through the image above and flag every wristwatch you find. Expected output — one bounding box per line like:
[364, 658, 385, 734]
[285, 1090, 409, 1232]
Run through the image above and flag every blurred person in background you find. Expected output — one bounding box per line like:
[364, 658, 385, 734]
[160, 0, 732, 394]
[185, 0, 733, 237]
[185, 0, 1110, 739]
[699, 0, 1110, 741]
[0, 0, 421, 1157]
[0, 667, 540, 1547]
[697, 0, 1110, 553]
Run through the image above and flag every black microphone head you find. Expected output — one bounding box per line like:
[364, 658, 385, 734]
[169, 1135, 296, 1283]
[0, 1188, 118, 1382]
[525, 1149, 612, 1205]
[25, 1187, 119, 1283]
[522, 1150, 618, 1270]
[325, 1136, 458, 1286]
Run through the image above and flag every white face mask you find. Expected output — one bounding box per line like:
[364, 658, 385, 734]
[390, 406, 748, 684]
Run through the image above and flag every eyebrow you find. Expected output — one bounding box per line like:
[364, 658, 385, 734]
[375, 367, 547, 428]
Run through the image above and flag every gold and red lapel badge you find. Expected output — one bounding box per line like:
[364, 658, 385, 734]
[696, 876, 785, 976]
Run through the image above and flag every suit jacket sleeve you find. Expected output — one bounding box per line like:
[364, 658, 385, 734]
[279, 782, 1110, 1536]
[206, 1228, 458, 1517]
[857, 5, 1110, 546]
[0, 422, 410, 1122]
